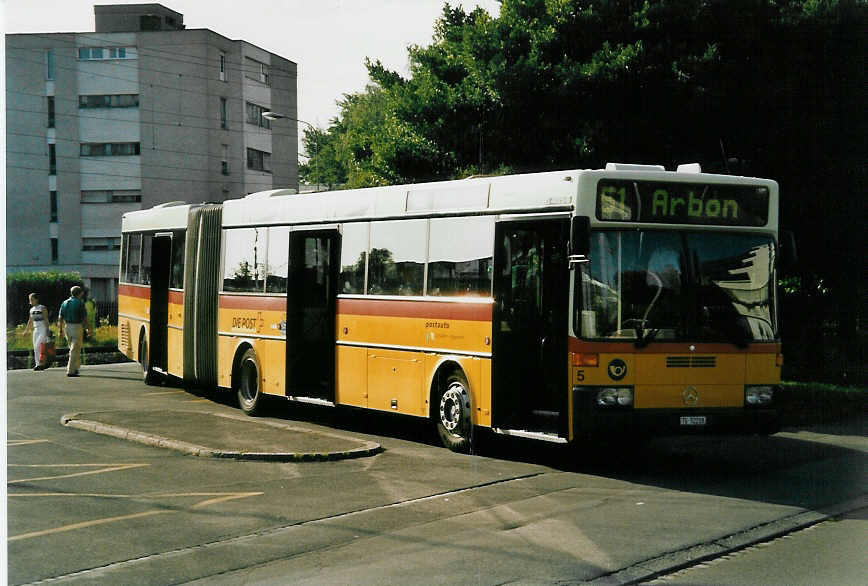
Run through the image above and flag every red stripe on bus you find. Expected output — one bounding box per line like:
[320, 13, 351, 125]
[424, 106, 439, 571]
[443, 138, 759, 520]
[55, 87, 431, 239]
[168, 290, 184, 305]
[337, 297, 493, 321]
[118, 284, 151, 299]
[218, 295, 287, 311]
[568, 337, 781, 354]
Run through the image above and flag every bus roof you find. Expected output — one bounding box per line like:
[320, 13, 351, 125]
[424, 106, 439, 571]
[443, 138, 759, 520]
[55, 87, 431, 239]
[122, 165, 778, 231]
[221, 169, 580, 228]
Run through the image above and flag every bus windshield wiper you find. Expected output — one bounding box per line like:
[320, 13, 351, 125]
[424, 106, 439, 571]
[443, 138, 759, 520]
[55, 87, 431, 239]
[634, 327, 660, 349]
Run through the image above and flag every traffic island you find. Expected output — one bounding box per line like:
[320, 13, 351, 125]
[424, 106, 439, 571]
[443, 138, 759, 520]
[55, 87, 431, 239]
[61, 410, 383, 461]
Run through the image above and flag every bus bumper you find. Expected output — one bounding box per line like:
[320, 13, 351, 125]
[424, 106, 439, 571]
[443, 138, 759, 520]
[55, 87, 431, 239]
[572, 388, 780, 440]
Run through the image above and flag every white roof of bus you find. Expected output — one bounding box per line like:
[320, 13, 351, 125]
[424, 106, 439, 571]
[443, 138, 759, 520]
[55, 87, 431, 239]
[122, 201, 191, 232]
[122, 165, 779, 231]
[221, 169, 579, 228]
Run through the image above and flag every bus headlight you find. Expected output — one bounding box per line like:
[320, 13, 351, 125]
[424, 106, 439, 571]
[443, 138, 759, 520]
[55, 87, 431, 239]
[745, 385, 774, 406]
[597, 387, 634, 407]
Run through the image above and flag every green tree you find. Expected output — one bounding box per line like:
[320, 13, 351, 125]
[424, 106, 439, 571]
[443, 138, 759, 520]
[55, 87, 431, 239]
[303, 1, 865, 379]
[299, 124, 348, 189]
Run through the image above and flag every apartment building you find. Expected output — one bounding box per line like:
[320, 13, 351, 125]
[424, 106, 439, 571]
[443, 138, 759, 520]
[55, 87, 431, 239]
[5, 3, 298, 301]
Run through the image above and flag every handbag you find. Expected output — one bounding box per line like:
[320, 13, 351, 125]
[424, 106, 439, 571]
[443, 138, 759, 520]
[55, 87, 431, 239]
[40, 336, 56, 365]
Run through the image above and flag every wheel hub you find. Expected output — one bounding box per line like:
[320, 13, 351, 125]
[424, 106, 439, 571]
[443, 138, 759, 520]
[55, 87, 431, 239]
[439, 383, 468, 432]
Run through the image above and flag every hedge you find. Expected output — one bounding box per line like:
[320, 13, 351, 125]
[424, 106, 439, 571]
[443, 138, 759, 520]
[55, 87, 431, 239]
[6, 271, 84, 326]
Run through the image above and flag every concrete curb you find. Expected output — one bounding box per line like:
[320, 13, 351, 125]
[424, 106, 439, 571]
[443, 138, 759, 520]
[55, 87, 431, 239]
[60, 412, 384, 462]
[586, 493, 868, 585]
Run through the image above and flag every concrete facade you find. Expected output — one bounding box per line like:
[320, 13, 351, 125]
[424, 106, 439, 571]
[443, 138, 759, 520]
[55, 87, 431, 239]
[5, 3, 298, 301]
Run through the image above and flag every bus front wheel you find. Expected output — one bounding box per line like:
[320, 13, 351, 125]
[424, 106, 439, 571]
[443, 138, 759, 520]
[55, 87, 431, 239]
[236, 348, 265, 416]
[435, 370, 472, 453]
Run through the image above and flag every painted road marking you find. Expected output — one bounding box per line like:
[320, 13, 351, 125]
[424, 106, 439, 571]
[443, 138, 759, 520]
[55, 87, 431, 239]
[7, 463, 149, 484]
[9, 510, 172, 542]
[8, 492, 263, 541]
[7, 439, 50, 446]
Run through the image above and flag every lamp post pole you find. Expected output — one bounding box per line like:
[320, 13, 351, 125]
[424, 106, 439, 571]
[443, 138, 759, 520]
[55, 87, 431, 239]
[262, 111, 319, 192]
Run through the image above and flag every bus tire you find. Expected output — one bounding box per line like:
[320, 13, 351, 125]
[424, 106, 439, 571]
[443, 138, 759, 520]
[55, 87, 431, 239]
[435, 369, 473, 453]
[235, 348, 265, 416]
[139, 334, 160, 386]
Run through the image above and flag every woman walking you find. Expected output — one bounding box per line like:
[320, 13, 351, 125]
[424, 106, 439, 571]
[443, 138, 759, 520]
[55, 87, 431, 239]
[24, 292, 50, 370]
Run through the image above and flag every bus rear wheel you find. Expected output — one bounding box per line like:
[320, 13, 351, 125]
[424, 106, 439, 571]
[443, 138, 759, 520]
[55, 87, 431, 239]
[435, 370, 472, 453]
[236, 348, 265, 416]
[139, 335, 160, 386]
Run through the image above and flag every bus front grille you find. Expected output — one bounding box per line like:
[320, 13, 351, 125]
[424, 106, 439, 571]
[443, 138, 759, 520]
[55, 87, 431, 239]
[666, 355, 717, 368]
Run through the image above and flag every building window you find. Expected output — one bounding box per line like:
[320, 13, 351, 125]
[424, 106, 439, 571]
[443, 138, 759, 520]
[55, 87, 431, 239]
[246, 148, 271, 172]
[219, 52, 227, 81]
[80, 142, 141, 156]
[46, 49, 54, 80]
[50, 191, 58, 222]
[47, 96, 55, 128]
[83, 237, 121, 251]
[245, 102, 271, 128]
[79, 94, 139, 108]
[140, 15, 161, 30]
[81, 189, 142, 203]
[245, 57, 269, 85]
[78, 46, 135, 60]
[220, 97, 227, 129]
[49, 144, 56, 175]
[51, 238, 58, 264]
[221, 144, 230, 175]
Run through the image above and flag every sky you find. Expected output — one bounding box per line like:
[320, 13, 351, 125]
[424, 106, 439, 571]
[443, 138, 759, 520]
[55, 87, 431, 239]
[3, 0, 502, 131]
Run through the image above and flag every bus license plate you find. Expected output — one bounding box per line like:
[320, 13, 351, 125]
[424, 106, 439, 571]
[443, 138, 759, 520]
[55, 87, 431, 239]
[680, 416, 707, 426]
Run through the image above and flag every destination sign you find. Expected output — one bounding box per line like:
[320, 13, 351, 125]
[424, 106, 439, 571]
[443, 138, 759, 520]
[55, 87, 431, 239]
[596, 180, 770, 226]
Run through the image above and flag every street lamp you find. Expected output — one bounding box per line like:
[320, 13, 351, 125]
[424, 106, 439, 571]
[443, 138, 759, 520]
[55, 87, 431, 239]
[262, 111, 320, 192]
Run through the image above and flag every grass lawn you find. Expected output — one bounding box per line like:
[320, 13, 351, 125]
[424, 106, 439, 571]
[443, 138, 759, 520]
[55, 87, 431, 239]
[7, 323, 118, 350]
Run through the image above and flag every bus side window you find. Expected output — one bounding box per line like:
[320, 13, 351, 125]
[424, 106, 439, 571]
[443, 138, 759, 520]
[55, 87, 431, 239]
[222, 228, 266, 293]
[428, 216, 494, 297]
[127, 233, 142, 284]
[140, 234, 153, 285]
[266, 227, 289, 293]
[369, 220, 425, 296]
[339, 223, 368, 294]
[170, 231, 185, 289]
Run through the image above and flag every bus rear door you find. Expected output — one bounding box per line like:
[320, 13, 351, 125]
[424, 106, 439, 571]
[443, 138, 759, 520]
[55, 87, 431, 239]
[147, 233, 172, 376]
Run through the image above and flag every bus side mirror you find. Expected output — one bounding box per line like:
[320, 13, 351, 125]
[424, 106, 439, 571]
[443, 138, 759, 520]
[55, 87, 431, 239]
[570, 216, 590, 266]
[779, 230, 797, 269]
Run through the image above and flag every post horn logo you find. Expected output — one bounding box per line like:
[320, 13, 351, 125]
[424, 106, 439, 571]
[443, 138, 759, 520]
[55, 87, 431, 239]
[682, 386, 699, 406]
[607, 358, 627, 381]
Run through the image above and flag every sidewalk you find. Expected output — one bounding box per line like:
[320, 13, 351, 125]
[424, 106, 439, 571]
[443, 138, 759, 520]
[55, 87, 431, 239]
[62, 409, 383, 461]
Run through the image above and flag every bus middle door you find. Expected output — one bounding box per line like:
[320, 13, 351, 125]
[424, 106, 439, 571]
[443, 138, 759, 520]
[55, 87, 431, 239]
[286, 229, 340, 403]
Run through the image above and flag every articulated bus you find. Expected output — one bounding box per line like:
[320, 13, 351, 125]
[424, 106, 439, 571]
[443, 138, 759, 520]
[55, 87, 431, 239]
[118, 163, 787, 452]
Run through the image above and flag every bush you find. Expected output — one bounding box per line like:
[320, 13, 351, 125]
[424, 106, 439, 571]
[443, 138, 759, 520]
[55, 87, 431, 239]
[6, 271, 84, 327]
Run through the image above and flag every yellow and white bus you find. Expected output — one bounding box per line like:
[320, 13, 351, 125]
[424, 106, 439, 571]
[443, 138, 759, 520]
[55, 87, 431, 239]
[118, 163, 788, 451]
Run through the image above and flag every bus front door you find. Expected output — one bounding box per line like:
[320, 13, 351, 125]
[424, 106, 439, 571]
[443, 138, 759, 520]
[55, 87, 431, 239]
[148, 233, 172, 375]
[492, 219, 569, 436]
[286, 230, 339, 403]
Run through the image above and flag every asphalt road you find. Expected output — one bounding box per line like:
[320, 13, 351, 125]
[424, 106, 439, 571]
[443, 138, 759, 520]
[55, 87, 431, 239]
[645, 506, 868, 585]
[6, 363, 867, 585]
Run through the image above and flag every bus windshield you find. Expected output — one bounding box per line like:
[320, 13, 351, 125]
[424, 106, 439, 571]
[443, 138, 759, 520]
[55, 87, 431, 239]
[577, 230, 777, 345]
